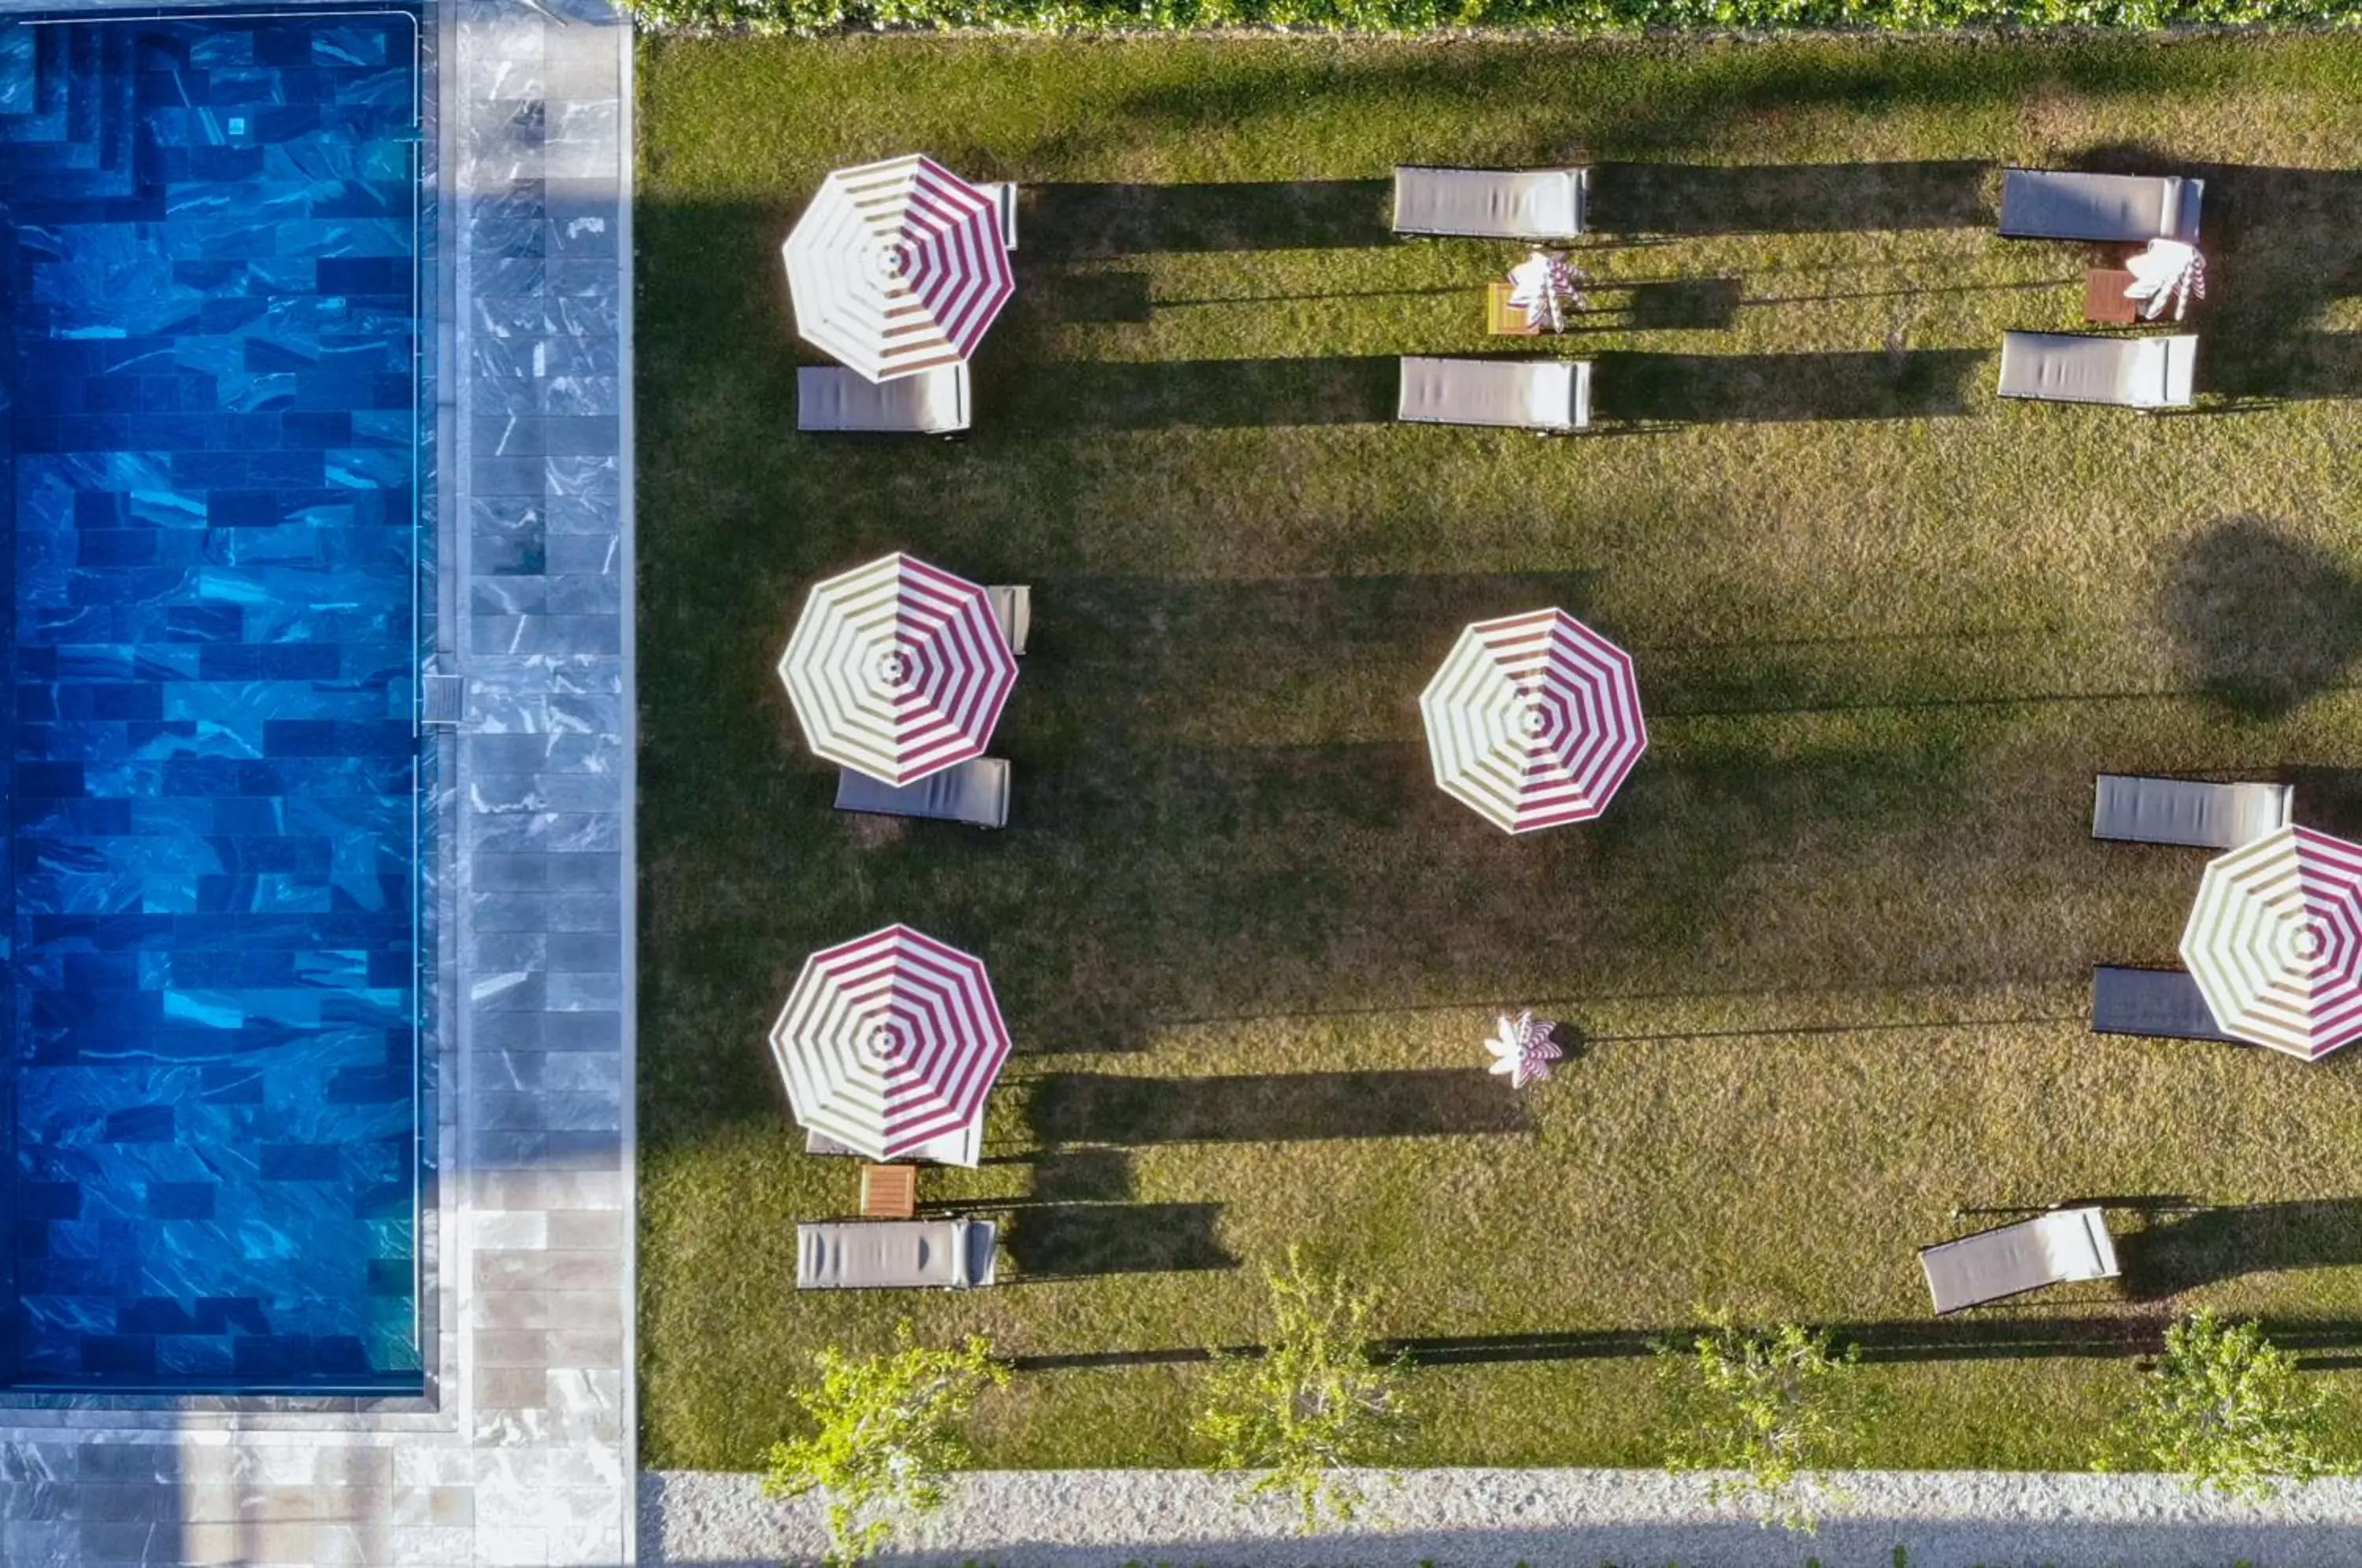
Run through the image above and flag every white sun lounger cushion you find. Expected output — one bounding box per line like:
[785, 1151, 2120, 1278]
[1398, 357, 1591, 432]
[1997, 332, 2197, 409]
[1392, 166, 1589, 239]
[796, 1219, 998, 1289]
[1998, 168, 2203, 244]
[1920, 1207, 2119, 1315]
[797, 363, 972, 434]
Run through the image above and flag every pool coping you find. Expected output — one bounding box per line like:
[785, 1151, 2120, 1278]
[0, 0, 640, 1562]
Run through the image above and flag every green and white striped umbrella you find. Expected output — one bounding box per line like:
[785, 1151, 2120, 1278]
[2179, 824, 2362, 1061]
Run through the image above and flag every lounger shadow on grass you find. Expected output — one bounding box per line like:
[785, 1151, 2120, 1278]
[1003, 1201, 1238, 1279]
[1024, 1068, 1532, 1145]
[1594, 349, 1981, 424]
[1024, 180, 1393, 258]
[994, 356, 1398, 431]
[1586, 161, 1992, 235]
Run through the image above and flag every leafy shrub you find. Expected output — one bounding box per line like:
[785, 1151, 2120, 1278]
[1653, 1315, 1885, 1533]
[759, 1322, 1009, 1566]
[2095, 1310, 2352, 1501]
[1193, 1247, 1416, 1533]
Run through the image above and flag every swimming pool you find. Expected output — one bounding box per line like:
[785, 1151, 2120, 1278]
[0, 5, 428, 1393]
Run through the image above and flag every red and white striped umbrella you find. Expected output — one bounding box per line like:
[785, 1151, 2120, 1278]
[778, 553, 1017, 786]
[2180, 824, 2362, 1060]
[781, 153, 1015, 384]
[769, 923, 1013, 1160]
[1420, 608, 1647, 834]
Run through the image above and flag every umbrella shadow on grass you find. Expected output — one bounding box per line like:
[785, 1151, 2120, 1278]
[2160, 515, 2362, 721]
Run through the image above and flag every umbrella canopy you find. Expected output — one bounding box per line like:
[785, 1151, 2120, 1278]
[2180, 824, 2362, 1060]
[769, 923, 1013, 1160]
[1420, 608, 1647, 834]
[779, 552, 1017, 787]
[781, 153, 1015, 384]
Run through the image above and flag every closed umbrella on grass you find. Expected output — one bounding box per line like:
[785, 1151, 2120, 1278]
[1420, 608, 1647, 834]
[779, 551, 1017, 786]
[769, 923, 1013, 1161]
[782, 153, 1015, 384]
[2180, 824, 2362, 1061]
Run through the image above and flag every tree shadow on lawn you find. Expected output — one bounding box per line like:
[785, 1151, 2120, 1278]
[985, 354, 1399, 431]
[2118, 1199, 2362, 1301]
[1014, 1311, 2362, 1373]
[1016, 40, 2234, 170]
[2159, 515, 2362, 722]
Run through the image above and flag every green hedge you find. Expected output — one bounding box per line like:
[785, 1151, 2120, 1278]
[626, 0, 2345, 36]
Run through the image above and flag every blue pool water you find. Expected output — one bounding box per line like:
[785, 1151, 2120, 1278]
[0, 6, 426, 1392]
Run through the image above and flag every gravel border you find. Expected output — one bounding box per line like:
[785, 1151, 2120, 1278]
[646, 1466, 2362, 1566]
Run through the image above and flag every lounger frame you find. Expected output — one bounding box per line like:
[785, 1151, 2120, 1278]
[835, 757, 1009, 830]
[1397, 356, 1592, 434]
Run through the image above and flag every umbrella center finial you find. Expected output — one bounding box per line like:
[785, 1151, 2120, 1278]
[865, 239, 916, 290]
[2296, 925, 2327, 961]
[1516, 694, 1551, 738]
[864, 1021, 906, 1063]
[872, 647, 915, 690]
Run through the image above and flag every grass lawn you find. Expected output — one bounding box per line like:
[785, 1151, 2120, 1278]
[635, 32, 2362, 1474]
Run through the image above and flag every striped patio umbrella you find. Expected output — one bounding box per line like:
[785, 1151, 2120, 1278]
[2180, 824, 2362, 1061]
[769, 923, 1013, 1161]
[1420, 608, 1647, 834]
[778, 552, 1017, 786]
[781, 153, 1015, 383]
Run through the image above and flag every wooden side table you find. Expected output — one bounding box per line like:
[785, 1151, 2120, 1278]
[1486, 280, 1542, 337]
[2083, 268, 2140, 325]
[860, 1163, 917, 1220]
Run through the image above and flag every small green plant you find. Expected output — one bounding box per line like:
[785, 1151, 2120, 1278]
[2095, 1310, 2350, 1500]
[1654, 1315, 1883, 1533]
[759, 1322, 1009, 1566]
[1194, 1247, 1416, 1533]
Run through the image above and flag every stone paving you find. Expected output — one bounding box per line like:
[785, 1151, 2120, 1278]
[0, 0, 639, 1562]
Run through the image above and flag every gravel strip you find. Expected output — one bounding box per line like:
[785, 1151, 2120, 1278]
[646, 1466, 2362, 1566]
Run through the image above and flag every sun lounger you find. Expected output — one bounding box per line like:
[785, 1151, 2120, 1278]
[974, 181, 1019, 250]
[2092, 775, 2291, 849]
[1398, 357, 1591, 433]
[2091, 965, 2243, 1045]
[805, 1115, 984, 1167]
[1998, 168, 2203, 244]
[989, 585, 1031, 655]
[1392, 166, 1589, 239]
[1997, 331, 2197, 410]
[797, 363, 972, 435]
[835, 758, 1009, 830]
[796, 1219, 998, 1289]
[1920, 1207, 2120, 1315]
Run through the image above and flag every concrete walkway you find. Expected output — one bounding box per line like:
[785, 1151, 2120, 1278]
[646, 1466, 2362, 1568]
